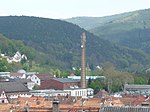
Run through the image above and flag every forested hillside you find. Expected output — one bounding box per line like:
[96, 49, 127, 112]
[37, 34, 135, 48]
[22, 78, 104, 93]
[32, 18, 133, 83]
[0, 34, 37, 71]
[65, 12, 132, 30]
[90, 9, 150, 54]
[0, 16, 149, 71]
[0, 34, 36, 59]
[65, 9, 150, 55]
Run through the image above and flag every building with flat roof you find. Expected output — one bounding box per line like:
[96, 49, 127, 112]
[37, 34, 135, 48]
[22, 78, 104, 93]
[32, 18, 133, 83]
[40, 78, 80, 90]
[124, 84, 150, 92]
[64, 88, 94, 98]
[100, 106, 150, 112]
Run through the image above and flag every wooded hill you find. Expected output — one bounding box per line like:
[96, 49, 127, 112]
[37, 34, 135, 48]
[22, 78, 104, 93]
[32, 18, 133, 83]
[0, 33, 36, 60]
[0, 16, 149, 71]
[65, 9, 150, 55]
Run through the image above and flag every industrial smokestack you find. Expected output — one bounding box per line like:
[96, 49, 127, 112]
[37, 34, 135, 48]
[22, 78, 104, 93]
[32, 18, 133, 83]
[80, 32, 86, 88]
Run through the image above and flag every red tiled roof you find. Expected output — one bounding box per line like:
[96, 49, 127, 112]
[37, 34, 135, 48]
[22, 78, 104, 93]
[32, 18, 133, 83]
[119, 97, 136, 106]
[18, 96, 45, 101]
[74, 98, 101, 108]
[131, 96, 145, 106]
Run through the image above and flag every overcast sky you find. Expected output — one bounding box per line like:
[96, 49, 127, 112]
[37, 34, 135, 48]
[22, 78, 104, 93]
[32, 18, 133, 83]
[0, 0, 150, 19]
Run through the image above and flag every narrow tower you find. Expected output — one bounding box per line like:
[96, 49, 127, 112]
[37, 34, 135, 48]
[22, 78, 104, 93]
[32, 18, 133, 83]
[80, 32, 86, 88]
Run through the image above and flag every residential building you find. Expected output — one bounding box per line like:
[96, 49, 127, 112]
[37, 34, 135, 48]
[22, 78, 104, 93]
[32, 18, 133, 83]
[28, 74, 54, 86]
[28, 74, 41, 85]
[0, 91, 9, 103]
[0, 81, 30, 99]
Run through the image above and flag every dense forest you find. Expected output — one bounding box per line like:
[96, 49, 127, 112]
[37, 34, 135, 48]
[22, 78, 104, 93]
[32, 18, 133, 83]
[0, 16, 149, 71]
[0, 16, 149, 72]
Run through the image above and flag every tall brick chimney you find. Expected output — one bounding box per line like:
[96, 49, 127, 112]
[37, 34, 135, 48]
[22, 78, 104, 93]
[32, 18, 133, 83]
[80, 32, 86, 88]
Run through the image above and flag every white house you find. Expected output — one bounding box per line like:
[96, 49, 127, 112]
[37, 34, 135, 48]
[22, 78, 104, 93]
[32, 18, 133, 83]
[27, 81, 36, 90]
[28, 74, 41, 86]
[4, 51, 27, 63]
[0, 91, 9, 103]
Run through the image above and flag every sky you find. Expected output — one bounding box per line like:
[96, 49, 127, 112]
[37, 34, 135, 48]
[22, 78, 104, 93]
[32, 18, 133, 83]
[0, 0, 150, 19]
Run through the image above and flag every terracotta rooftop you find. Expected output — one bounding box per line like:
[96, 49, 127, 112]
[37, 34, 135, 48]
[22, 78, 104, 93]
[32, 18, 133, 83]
[73, 98, 101, 108]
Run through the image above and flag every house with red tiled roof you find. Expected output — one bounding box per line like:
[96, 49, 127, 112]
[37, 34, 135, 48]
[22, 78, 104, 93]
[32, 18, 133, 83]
[131, 95, 145, 106]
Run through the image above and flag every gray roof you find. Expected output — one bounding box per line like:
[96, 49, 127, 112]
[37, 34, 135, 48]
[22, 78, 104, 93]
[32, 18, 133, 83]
[53, 78, 80, 83]
[36, 74, 54, 80]
[100, 106, 150, 112]
[125, 84, 150, 88]
[14, 79, 31, 83]
[0, 82, 29, 93]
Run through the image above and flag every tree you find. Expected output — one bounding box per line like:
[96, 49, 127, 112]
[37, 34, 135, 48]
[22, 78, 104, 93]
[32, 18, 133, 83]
[0, 59, 8, 72]
[88, 78, 92, 86]
[32, 84, 40, 90]
[74, 68, 81, 76]
[88, 78, 107, 94]
[134, 76, 147, 84]
[148, 77, 150, 85]
[50, 68, 62, 77]
[102, 64, 134, 92]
